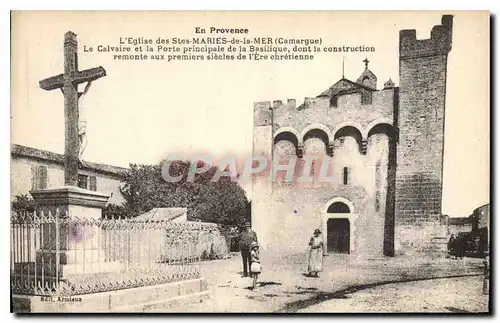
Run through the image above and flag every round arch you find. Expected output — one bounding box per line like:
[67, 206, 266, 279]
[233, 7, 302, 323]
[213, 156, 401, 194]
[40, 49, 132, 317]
[323, 196, 355, 214]
[332, 124, 364, 154]
[300, 123, 332, 143]
[273, 127, 302, 148]
[364, 118, 395, 138]
[301, 123, 332, 155]
[332, 122, 364, 141]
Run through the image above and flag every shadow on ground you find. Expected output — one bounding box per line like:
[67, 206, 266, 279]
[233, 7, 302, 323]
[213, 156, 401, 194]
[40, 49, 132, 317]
[277, 274, 483, 313]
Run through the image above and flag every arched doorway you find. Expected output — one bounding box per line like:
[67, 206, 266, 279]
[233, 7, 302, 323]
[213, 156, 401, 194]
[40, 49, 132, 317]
[323, 198, 356, 254]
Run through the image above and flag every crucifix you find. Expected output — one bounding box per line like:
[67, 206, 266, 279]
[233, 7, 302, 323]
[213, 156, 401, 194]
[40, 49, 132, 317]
[39, 31, 106, 186]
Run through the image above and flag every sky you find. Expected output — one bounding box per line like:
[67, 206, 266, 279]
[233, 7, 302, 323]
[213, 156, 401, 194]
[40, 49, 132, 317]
[11, 11, 489, 218]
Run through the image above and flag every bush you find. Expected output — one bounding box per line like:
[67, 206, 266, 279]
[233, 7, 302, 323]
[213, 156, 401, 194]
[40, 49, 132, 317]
[11, 194, 39, 213]
[102, 204, 129, 219]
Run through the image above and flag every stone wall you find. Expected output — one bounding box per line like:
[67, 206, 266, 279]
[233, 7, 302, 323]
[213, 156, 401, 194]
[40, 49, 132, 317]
[394, 15, 453, 254]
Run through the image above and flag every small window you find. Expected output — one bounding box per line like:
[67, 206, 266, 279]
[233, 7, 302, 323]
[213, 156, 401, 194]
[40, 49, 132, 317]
[361, 91, 372, 104]
[330, 96, 338, 107]
[78, 174, 89, 189]
[89, 176, 97, 191]
[343, 167, 348, 185]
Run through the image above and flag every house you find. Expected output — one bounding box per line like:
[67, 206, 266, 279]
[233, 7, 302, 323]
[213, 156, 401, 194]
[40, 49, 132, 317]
[11, 144, 127, 205]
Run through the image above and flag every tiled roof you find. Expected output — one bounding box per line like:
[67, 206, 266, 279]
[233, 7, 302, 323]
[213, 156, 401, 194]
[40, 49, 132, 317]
[318, 78, 376, 97]
[11, 144, 128, 178]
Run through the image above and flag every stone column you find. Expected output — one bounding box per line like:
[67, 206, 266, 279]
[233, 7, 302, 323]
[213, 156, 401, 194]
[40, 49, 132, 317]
[30, 186, 121, 281]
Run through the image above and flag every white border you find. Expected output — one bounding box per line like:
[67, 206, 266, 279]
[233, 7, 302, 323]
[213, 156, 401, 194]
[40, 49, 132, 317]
[2, 1, 497, 322]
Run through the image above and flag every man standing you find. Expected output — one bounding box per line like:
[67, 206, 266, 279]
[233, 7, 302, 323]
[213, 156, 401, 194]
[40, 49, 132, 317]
[239, 222, 258, 277]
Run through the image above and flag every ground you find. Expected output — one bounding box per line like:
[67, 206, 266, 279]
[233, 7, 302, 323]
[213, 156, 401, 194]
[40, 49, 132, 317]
[155, 252, 488, 313]
[298, 276, 489, 313]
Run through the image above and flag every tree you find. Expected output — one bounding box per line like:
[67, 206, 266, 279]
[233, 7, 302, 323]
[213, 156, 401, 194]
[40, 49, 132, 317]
[116, 160, 250, 226]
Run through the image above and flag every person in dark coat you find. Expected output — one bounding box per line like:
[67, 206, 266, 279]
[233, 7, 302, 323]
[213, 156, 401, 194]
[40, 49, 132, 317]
[239, 222, 258, 277]
[448, 234, 457, 259]
[455, 235, 466, 259]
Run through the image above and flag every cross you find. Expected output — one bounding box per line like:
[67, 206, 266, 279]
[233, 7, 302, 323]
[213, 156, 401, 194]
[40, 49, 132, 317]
[39, 31, 106, 186]
[363, 58, 370, 69]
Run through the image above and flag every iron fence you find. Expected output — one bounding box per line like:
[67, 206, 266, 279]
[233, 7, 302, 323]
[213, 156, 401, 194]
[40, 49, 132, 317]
[11, 209, 217, 296]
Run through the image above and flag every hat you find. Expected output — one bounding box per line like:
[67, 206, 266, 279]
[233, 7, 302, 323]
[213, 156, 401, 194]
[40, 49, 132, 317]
[245, 222, 251, 227]
[314, 229, 321, 234]
[251, 241, 259, 249]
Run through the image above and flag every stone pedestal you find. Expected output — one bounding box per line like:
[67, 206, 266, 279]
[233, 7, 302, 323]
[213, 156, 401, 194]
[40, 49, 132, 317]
[30, 186, 121, 279]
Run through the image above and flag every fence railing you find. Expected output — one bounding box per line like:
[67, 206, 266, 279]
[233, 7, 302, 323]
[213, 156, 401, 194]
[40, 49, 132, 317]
[11, 209, 218, 296]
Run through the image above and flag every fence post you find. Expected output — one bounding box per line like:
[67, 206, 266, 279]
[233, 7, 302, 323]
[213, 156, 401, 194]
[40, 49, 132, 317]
[54, 208, 60, 294]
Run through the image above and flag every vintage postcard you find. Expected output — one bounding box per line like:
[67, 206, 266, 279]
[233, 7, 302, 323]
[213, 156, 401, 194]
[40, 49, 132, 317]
[10, 11, 490, 313]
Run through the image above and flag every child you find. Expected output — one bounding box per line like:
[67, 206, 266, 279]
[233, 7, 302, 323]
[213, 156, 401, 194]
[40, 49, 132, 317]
[250, 241, 261, 290]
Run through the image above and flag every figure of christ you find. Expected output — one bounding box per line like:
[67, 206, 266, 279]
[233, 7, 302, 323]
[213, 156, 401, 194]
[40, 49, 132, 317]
[60, 81, 92, 166]
[77, 81, 92, 164]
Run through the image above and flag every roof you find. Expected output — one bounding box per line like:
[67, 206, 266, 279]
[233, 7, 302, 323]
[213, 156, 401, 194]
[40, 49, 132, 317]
[11, 144, 128, 178]
[318, 78, 376, 98]
[133, 208, 187, 222]
[297, 78, 377, 110]
[448, 217, 470, 226]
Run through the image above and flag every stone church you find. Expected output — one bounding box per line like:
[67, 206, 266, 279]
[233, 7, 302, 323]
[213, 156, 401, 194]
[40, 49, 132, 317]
[252, 15, 453, 257]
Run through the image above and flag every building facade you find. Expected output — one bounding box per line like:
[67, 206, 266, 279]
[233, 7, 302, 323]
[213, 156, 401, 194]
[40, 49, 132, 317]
[11, 144, 127, 205]
[252, 16, 453, 256]
[470, 204, 490, 236]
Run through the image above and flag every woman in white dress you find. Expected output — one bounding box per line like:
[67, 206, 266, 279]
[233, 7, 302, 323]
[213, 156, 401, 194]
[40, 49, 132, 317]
[308, 229, 326, 278]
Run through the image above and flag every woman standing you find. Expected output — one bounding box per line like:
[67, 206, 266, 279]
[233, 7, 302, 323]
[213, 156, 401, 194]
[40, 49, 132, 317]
[308, 229, 326, 278]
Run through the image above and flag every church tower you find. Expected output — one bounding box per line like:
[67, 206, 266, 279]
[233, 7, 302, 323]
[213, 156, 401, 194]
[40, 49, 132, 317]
[395, 15, 453, 253]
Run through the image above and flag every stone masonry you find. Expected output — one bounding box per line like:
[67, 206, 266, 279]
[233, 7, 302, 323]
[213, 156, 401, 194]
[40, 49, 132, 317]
[252, 15, 453, 257]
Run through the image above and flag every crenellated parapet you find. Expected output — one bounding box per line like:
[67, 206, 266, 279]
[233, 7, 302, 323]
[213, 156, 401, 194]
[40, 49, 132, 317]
[400, 15, 453, 60]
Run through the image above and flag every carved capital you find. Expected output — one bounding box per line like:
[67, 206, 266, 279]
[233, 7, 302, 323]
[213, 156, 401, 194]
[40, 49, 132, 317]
[328, 142, 335, 157]
[360, 140, 368, 155]
[297, 143, 304, 158]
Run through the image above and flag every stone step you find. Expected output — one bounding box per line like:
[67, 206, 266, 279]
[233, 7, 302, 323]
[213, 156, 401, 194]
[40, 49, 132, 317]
[12, 277, 209, 313]
[112, 291, 211, 312]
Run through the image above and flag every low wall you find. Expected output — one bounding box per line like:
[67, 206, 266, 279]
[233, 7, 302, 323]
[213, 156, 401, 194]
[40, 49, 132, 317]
[395, 221, 449, 256]
[101, 223, 230, 265]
